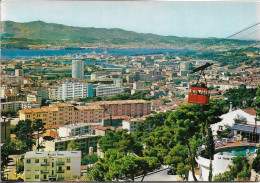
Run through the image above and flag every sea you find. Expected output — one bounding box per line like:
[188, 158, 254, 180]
[1, 48, 193, 60]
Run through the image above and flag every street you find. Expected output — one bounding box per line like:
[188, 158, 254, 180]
[135, 169, 182, 181]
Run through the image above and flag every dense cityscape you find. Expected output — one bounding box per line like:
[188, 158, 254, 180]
[1, 1, 260, 182]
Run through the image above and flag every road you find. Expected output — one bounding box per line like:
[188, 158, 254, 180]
[135, 169, 182, 181]
[4, 155, 21, 180]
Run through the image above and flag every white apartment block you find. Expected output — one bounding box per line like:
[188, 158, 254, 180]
[24, 151, 81, 182]
[57, 81, 94, 100]
[48, 87, 58, 100]
[1, 101, 40, 111]
[58, 122, 102, 138]
[122, 117, 146, 134]
[95, 78, 124, 97]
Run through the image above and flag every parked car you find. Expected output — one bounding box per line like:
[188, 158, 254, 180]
[167, 167, 175, 175]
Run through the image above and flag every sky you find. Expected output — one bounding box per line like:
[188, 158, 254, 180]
[1, 0, 260, 39]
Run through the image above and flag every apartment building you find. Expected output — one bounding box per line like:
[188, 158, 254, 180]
[133, 81, 146, 90]
[122, 117, 146, 134]
[72, 60, 84, 79]
[27, 93, 42, 105]
[1, 101, 40, 111]
[42, 135, 100, 154]
[58, 122, 102, 138]
[19, 103, 104, 126]
[95, 78, 124, 97]
[24, 151, 81, 182]
[57, 80, 94, 100]
[48, 86, 59, 100]
[93, 100, 151, 117]
[1, 83, 20, 98]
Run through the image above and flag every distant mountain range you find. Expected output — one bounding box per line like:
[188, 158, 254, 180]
[1, 21, 255, 50]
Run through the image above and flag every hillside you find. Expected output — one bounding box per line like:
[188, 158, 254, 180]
[1, 21, 254, 50]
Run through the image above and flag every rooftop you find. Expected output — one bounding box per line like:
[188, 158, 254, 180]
[59, 122, 102, 129]
[24, 150, 81, 159]
[93, 99, 150, 105]
[75, 105, 104, 110]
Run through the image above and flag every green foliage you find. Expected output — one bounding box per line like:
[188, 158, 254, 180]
[208, 160, 213, 181]
[176, 163, 190, 180]
[1, 140, 17, 170]
[204, 122, 215, 160]
[13, 119, 34, 152]
[81, 154, 99, 165]
[137, 112, 170, 133]
[253, 85, 260, 118]
[66, 140, 81, 151]
[86, 149, 160, 181]
[17, 160, 24, 174]
[224, 88, 257, 108]
[161, 99, 171, 103]
[164, 144, 190, 179]
[252, 147, 260, 173]
[2, 21, 253, 49]
[143, 125, 176, 163]
[98, 130, 143, 156]
[1, 109, 16, 117]
[32, 119, 46, 150]
[214, 171, 234, 181]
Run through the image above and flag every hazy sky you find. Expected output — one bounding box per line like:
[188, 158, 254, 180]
[1, 0, 260, 39]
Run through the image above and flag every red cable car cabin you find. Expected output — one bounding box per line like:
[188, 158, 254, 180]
[188, 86, 210, 105]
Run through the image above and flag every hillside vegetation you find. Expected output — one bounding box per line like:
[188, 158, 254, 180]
[1, 21, 254, 49]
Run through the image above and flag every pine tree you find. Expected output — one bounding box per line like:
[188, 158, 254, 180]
[208, 158, 213, 181]
[205, 121, 215, 160]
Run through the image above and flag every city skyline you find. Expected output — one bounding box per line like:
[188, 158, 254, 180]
[1, 1, 260, 39]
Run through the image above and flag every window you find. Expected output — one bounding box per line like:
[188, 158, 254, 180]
[27, 159, 31, 164]
[35, 175, 39, 179]
[67, 166, 70, 170]
[35, 159, 39, 163]
[67, 159, 70, 163]
[44, 159, 48, 163]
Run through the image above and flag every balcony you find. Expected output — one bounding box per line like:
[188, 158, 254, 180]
[41, 163, 49, 166]
[56, 169, 64, 173]
[56, 161, 65, 165]
[41, 170, 49, 174]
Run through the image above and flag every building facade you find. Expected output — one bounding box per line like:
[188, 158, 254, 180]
[19, 103, 104, 126]
[1, 101, 41, 111]
[95, 78, 124, 97]
[58, 123, 102, 138]
[72, 60, 84, 79]
[57, 80, 94, 100]
[42, 135, 100, 154]
[122, 117, 146, 134]
[93, 100, 151, 117]
[24, 151, 81, 182]
[1, 117, 11, 142]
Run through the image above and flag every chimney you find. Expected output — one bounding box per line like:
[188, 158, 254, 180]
[229, 102, 233, 112]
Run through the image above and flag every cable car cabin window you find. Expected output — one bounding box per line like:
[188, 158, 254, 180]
[192, 90, 197, 94]
[198, 90, 202, 95]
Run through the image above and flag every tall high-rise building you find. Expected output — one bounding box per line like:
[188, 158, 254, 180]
[72, 60, 84, 79]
